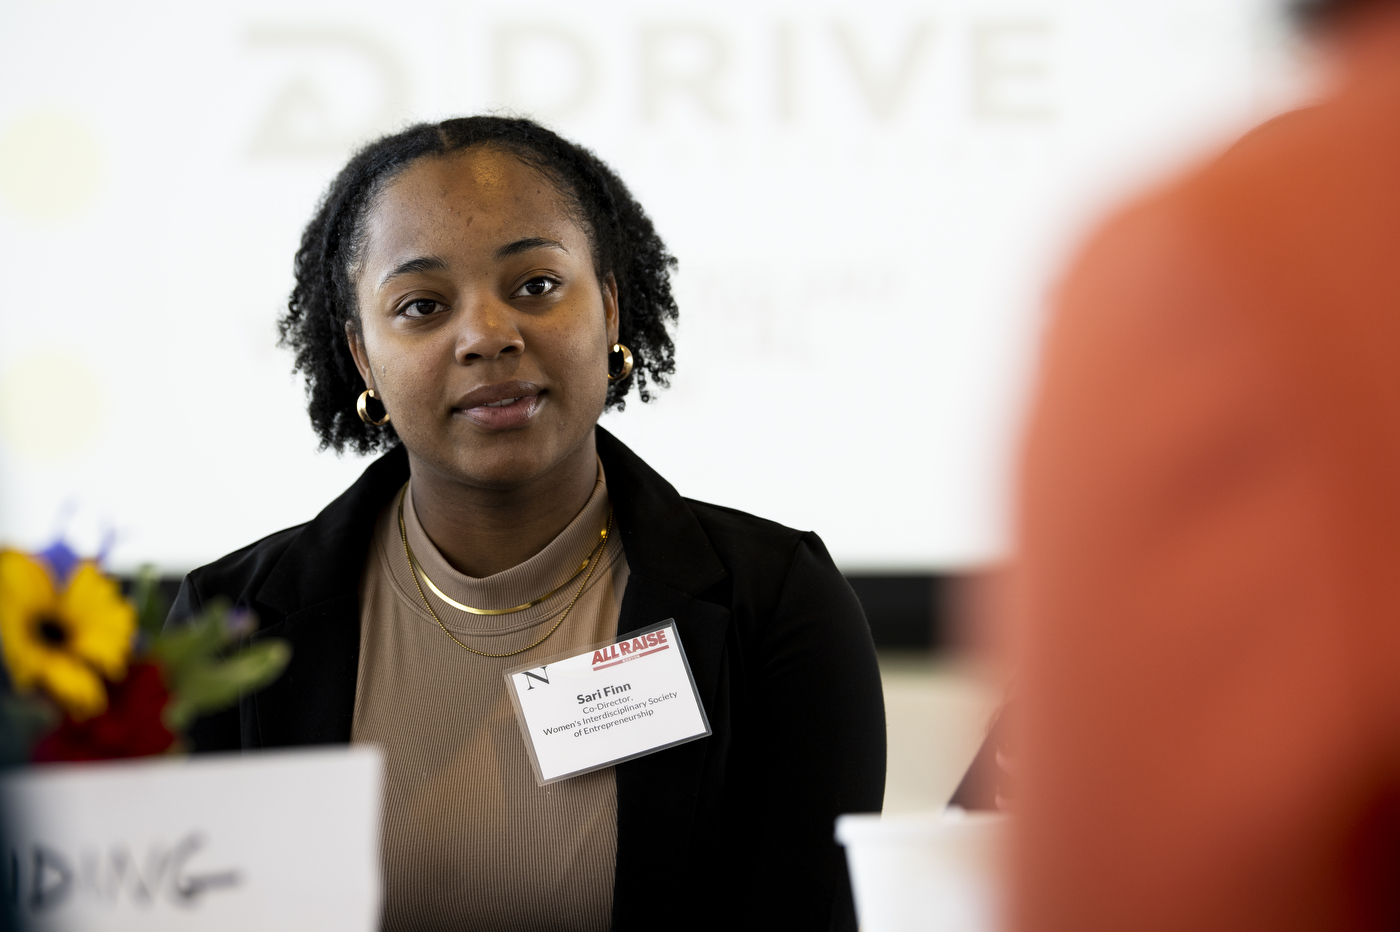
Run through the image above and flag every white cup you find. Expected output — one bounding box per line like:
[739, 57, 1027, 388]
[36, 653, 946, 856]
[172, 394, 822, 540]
[836, 809, 1006, 932]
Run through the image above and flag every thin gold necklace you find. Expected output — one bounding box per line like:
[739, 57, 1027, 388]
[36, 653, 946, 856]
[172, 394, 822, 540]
[399, 482, 607, 614]
[396, 484, 614, 658]
[420, 541, 598, 615]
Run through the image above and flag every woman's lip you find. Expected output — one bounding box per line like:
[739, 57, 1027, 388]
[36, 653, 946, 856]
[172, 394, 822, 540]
[457, 393, 542, 429]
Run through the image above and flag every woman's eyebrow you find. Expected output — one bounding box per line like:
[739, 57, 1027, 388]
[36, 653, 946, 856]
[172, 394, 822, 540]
[379, 255, 448, 287]
[495, 237, 567, 260]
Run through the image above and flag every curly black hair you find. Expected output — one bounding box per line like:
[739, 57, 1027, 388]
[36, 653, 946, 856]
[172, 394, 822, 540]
[278, 116, 679, 454]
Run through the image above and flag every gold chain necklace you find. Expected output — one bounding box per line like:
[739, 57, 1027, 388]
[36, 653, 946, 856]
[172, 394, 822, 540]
[396, 484, 614, 658]
[419, 542, 598, 616]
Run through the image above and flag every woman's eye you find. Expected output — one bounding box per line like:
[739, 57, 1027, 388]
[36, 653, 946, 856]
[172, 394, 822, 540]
[516, 277, 558, 297]
[401, 298, 444, 318]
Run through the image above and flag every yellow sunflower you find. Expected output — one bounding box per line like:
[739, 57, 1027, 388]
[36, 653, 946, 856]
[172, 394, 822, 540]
[0, 550, 135, 720]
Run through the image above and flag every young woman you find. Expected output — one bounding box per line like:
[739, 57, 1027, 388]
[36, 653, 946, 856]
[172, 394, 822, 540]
[169, 116, 884, 932]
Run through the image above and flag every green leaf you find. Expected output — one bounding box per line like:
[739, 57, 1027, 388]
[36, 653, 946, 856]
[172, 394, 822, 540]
[0, 695, 58, 767]
[131, 565, 168, 641]
[163, 640, 291, 732]
[162, 698, 196, 733]
[148, 600, 233, 675]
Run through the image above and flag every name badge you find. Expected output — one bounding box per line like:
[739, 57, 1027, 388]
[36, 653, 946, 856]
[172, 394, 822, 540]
[504, 621, 711, 785]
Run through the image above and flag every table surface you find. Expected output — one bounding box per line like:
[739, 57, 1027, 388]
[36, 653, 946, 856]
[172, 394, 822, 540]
[878, 653, 997, 815]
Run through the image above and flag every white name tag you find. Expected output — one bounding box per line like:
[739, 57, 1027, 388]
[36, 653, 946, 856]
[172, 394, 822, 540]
[504, 621, 711, 785]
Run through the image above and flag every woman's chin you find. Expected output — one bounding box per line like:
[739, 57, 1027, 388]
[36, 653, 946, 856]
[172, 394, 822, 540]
[428, 439, 578, 492]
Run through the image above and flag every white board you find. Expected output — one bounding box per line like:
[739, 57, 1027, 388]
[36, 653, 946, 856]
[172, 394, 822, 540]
[0, 0, 1306, 571]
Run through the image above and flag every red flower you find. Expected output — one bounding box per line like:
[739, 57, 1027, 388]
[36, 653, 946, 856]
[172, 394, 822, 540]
[33, 662, 176, 762]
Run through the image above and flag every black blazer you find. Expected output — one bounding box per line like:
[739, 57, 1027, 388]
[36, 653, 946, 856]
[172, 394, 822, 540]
[168, 427, 886, 931]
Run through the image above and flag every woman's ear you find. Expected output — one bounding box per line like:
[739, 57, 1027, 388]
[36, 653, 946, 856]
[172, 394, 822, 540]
[345, 320, 374, 390]
[603, 273, 620, 346]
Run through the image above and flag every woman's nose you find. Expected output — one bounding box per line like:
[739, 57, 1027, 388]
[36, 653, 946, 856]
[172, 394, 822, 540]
[453, 298, 525, 365]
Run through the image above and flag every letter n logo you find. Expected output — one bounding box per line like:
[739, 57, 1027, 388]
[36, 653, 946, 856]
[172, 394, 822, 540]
[521, 666, 549, 690]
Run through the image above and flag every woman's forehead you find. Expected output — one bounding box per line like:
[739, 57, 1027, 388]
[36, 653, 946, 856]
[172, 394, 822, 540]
[385, 148, 566, 215]
[364, 149, 583, 259]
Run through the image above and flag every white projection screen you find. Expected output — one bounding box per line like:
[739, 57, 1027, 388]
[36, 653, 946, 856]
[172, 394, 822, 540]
[0, 0, 1304, 574]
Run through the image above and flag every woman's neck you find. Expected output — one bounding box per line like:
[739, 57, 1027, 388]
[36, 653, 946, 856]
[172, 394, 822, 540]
[405, 434, 601, 578]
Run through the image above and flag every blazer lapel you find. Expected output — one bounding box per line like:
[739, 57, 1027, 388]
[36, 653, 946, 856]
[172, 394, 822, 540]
[244, 445, 410, 748]
[596, 428, 732, 930]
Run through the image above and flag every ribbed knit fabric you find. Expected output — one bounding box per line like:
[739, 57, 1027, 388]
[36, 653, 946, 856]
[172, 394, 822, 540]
[351, 464, 625, 932]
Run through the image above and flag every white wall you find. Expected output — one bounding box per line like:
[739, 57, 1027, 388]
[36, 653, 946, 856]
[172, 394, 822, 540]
[0, 0, 1305, 573]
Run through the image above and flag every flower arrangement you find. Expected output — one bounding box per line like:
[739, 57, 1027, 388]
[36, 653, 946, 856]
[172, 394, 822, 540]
[0, 541, 288, 764]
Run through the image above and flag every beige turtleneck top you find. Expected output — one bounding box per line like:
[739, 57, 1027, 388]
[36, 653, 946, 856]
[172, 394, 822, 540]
[351, 464, 627, 932]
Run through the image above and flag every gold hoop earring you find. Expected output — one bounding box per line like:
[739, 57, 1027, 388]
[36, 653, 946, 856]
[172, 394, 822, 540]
[357, 389, 391, 426]
[607, 344, 633, 382]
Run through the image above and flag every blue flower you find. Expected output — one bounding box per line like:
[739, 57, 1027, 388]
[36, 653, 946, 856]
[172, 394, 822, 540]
[37, 540, 80, 586]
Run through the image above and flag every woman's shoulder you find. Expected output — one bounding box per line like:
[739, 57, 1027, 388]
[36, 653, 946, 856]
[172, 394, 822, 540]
[681, 497, 843, 588]
[181, 445, 411, 608]
[683, 497, 808, 551]
[679, 497, 869, 658]
[183, 522, 310, 605]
